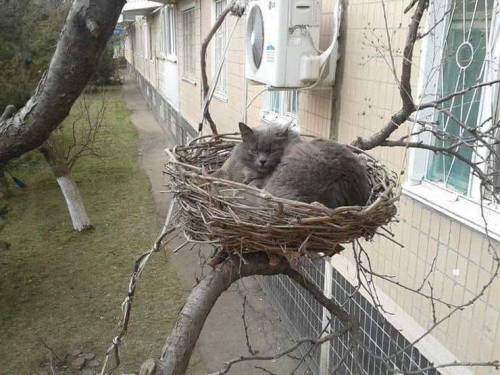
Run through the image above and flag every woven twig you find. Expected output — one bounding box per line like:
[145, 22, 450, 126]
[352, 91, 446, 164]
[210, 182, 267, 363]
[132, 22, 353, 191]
[165, 134, 399, 258]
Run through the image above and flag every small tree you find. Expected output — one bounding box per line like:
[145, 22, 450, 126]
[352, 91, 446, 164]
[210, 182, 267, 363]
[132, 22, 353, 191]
[39, 94, 106, 232]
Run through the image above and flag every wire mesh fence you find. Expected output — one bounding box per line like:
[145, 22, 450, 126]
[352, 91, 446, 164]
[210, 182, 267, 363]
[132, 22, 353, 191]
[261, 258, 325, 374]
[262, 259, 440, 375]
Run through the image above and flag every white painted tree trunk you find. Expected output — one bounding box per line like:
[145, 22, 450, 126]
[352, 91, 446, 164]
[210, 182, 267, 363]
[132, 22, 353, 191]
[56, 175, 92, 232]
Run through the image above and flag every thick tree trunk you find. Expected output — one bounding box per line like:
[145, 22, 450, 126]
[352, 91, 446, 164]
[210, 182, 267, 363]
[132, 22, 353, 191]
[154, 254, 291, 375]
[40, 144, 92, 232]
[0, 0, 125, 163]
[149, 253, 353, 375]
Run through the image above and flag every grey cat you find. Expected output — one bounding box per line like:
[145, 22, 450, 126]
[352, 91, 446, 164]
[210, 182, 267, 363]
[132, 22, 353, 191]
[213, 122, 370, 209]
[212, 122, 300, 187]
[264, 138, 370, 209]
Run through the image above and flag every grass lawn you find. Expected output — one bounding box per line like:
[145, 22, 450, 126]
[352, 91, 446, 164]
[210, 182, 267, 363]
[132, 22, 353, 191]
[0, 88, 184, 373]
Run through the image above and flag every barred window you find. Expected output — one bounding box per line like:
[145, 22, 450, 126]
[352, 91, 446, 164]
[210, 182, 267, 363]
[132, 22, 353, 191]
[182, 8, 195, 78]
[425, 0, 494, 195]
[160, 6, 176, 58]
[268, 90, 299, 116]
[213, 0, 227, 97]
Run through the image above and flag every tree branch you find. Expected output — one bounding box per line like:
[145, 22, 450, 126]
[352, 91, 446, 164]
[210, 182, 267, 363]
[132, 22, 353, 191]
[200, 1, 244, 136]
[419, 78, 500, 109]
[154, 253, 291, 375]
[352, 0, 428, 150]
[151, 254, 357, 375]
[381, 139, 490, 182]
[0, 0, 125, 163]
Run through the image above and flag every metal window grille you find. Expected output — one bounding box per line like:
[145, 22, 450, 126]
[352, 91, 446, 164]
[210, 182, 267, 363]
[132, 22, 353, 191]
[182, 8, 196, 78]
[426, 0, 494, 195]
[166, 6, 177, 57]
[268, 90, 300, 116]
[214, 0, 228, 96]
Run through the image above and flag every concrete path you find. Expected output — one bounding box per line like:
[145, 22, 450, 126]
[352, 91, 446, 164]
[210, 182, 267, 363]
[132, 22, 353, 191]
[121, 78, 303, 374]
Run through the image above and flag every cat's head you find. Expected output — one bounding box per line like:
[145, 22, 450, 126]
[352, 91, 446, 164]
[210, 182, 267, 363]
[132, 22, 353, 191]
[237, 122, 297, 175]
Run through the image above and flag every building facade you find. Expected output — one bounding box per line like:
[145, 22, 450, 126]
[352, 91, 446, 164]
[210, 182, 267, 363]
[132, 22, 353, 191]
[122, 0, 500, 373]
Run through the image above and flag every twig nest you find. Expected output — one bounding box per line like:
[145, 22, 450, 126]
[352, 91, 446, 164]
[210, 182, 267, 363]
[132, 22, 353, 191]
[165, 134, 399, 258]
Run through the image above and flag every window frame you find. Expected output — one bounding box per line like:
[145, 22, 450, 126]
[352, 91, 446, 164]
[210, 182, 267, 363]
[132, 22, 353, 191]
[160, 5, 177, 62]
[212, 0, 228, 100]
[405, 0, 500, 239]
[262, 90, 300, 128]
[181, 6, 196, 82]
[144, 19, 153, 61]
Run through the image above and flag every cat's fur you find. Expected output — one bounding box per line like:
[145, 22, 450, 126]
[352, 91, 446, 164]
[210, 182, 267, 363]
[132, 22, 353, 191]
[264, 139, 370, 208]
[212, 122, 300, 187]
[213, 122, 369, 209]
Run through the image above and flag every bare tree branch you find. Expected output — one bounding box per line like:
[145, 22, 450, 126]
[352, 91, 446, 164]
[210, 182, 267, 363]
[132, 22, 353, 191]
[155, 253, 291, 375]
[200, 1, 245, 136]
[353, 0, 428, 150]
[208, 327, 350, 375]
[419, 79, 500, 109]
[0, 0, 125, 163]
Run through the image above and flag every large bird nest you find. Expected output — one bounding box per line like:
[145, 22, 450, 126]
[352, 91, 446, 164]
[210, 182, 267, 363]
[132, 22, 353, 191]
[165, 134, 399, 259]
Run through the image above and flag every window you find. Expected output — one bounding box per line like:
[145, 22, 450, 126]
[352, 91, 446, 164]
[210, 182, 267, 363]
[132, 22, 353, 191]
[425, 0, 493, 194]
[213, 0, 227, 97]
[144, 20, 152, 60]
[182, 7, 196, 79]
[160, 6, 176, 59]
[406, 0, 500, 237]
[262, 90, 300, 127]
[268, 90, 299, 115]
[489, 108, 500, 195]
[411, 0, 499, 198]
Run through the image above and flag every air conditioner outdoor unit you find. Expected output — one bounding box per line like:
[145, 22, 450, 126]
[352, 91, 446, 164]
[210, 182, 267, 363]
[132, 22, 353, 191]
[245, 0, 337, 88]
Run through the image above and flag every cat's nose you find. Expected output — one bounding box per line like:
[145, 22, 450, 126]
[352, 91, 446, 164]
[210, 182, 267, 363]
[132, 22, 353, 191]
[258, 158, 266, 166]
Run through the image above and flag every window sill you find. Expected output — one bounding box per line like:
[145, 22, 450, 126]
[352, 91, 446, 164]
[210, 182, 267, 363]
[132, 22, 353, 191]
[261, 111, 298, 127]
[182, 77, 197, 85]
[403, 181, 500, 242]
[157, 54, 177, 63]
[214, 91, 228, 103]
[166, 54, 177, 63]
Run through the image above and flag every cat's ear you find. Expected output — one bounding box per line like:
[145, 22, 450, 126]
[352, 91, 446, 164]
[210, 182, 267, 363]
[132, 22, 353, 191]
[239, 122, 255, 143]
[279, 125, 292, 138]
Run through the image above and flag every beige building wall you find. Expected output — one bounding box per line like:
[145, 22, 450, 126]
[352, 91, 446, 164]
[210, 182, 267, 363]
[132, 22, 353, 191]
[201, 0, 335, 137]
[200, 3, 277, 134]
[176, 0, 203, 128]
[333, 0, 500, 371]
[123, 0, 500, 371]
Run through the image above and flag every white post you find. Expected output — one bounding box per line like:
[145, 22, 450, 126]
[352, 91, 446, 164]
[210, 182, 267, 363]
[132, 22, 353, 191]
[319, 259, 333, 375]
[56, 175, 92, 232]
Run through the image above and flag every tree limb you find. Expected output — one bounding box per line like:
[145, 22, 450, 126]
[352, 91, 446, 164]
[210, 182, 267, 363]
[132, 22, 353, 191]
[154, 253, 290, 375]
[419, 78, 500, 109]
[0, 105, 16, 122]
[0, 0, 125, 163]
[152, 254, 356, 375]
[381, 139, 490, 182]
[352, 0, 428, 150]
[199, 0, 244, 136]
